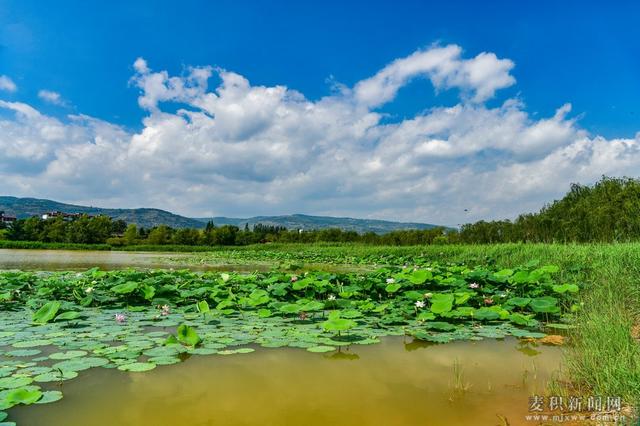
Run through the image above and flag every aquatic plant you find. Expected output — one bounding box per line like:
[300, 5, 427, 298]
[0, 261, 579, 422]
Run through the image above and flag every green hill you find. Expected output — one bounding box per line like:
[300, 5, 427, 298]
[195, 214, 440, 234]
[0, 196, 204, 229]
[1, 197, 440, 233]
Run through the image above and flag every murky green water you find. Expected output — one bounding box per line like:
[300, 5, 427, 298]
[0, 248, 258, 271]
[0, 249, 362, 273]
[9, 337, 560, 426]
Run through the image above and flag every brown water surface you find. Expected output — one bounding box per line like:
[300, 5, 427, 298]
[0, 249, 277, 272]
[0, 249, 361, 272]
[10, 337, 560, 426]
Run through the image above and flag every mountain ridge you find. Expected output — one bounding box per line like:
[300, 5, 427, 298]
[0, 196, 441, 233]
[194, 213, 440, 234]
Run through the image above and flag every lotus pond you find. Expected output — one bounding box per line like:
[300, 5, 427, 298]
[0, 249, 368, 273]
[0, 261, 578, 425]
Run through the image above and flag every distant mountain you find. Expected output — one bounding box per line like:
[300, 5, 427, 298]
[0, 196, 441, 233]
[195, 214, 441, 234]
[0, 196, 204, 229]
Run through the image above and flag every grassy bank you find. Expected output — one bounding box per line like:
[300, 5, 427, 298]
[421, 244, 640, 408]
[0, 240, 112, 250]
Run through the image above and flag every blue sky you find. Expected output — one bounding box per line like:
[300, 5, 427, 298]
[1, 1, 639, 224]
[2, 0, 639, 136]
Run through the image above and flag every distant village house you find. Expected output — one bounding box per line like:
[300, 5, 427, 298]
[41, 211, 93, 221]
[0, 211, 16, 225]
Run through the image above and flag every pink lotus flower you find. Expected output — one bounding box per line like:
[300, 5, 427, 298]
[115, 313, 127, 323]
[484, 298, 494, 305]
[290, 275, 298, 282]
[160, 305, 170, 316]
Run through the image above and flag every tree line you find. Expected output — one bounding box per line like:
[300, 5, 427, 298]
[457, 176, 640, 243]
[1, 176, 639, 245]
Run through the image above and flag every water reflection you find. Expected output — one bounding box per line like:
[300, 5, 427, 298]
[10, 337, 561, 426]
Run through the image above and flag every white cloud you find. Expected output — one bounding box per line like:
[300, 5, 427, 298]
[353, 44, 515, 108]
[1, 44, 639, 226]
[37, 90, 67, 106]
[0, 75, 17, 92]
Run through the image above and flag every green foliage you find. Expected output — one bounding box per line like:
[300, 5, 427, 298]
[460, 176, 640, 243]
[322, 312, 357, 333]
[3, 388, 42, 407]
[176, 324, 201, 347]
[4, 261, 575, 329]
[196, 300, 210, 314]
[110, 281, 138, 294]
[429, 294, 454, 314]
[6, 177, 640, 248]
[32, 301, 61, 325]
[0, 242, 637, 413]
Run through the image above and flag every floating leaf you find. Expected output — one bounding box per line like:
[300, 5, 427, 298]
[322, 317, 356, 332]
[33, 370, 78, 383]
[0, 377, 33, 390]
[35, 390, 63, 404]
[12, 339, 52, 348]
[117, 362, 156, 373]
[3, 387, 42, 406]
[54, 311, 81, 322]
[6, 349, 41, 358]
[49, 350, 88, 360]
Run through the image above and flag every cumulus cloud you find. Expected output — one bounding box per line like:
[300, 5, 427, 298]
[353, 45, 515, 108]
[37, 90, 67, 106]
[0, 44, 638, 225]
[0, 75, 17, 92]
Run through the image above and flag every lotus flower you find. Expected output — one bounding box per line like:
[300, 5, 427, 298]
[484, 298, 494, 305]
[161, 304, 170, 316]
[290, 275, 298, 282]
[415, 300, 426, 308]
[115, 313, 127, 323]
[469, 282, 480, 289]
[327, 294, 336, 301]
[85, 287, 94, 294]
[386, 278, 395, 284]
